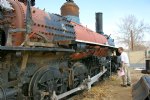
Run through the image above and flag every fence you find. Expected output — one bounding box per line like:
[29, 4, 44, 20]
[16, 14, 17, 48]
[127, 50, 145, 68]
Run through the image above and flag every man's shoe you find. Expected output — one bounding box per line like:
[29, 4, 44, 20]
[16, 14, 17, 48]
[127, 84, 131, 86]
[121, 84, 127, 87]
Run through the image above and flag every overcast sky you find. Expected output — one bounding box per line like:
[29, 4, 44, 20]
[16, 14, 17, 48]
[35, 0, 150, 45]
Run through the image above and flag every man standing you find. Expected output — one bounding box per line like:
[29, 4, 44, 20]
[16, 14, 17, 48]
[118, 47, 131, 87]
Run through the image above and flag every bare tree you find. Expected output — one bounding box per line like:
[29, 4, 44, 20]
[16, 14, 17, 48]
[117, 15, 150, 50]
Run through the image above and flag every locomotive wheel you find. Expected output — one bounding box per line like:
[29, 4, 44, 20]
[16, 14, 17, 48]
[73, 62, 88, 88]
[28, 66, 66, 100]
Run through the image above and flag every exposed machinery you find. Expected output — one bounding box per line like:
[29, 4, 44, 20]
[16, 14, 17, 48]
[0, 0, 120, 99]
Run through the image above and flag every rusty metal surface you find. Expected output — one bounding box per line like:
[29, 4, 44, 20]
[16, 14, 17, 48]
[70, 47, 108, 60]
[30, 7, 75, 43]
[0, 0, 119, 99]
[61, 0, 79, 17]
[0, 46, 75, 52]
[132, 75, 150, 100]
[72, 22, 107, 45]
[7, 0, 25, 45]
[1, 0, 109, 47]
[0, 0, 75, 46]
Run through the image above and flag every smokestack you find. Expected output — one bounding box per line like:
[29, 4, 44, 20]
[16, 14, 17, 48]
[96, 12, 103, 34]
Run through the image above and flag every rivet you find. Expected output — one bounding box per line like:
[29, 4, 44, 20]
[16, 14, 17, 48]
[32, 10, 36, 13]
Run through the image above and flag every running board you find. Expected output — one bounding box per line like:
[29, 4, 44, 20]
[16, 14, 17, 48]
[51, 69, 107, 100]
[132, 75, 150, 100]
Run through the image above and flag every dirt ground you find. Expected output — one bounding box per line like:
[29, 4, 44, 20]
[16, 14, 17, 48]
[71, 68, 145, 100]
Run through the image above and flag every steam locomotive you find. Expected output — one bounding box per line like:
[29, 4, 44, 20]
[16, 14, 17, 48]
[0, 0, 119, 99]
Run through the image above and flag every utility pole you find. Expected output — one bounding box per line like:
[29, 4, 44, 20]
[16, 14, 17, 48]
[131, 30, 134, 51]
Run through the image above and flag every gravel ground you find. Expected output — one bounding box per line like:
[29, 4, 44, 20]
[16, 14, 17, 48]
[70, 68, 145, 100]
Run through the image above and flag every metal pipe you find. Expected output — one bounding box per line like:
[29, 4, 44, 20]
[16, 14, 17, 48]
[57, 86, 84, 99]
[0, 87, 18, 99]
[95, 12, 103, 34]
[52, 69, 107, 100]
[87, 69, 107, 89]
